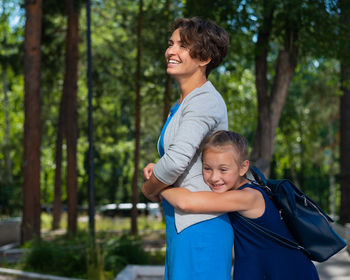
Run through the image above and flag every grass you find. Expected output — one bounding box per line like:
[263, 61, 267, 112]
[41, 212, 165, 233]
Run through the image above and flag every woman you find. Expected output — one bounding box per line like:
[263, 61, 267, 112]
[142, 17, 233, 279]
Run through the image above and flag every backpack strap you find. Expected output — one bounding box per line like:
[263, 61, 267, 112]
[232, 212, 310, 257]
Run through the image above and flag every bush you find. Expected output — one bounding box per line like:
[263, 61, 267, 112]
[103, 234, 164, 276]
[23, 239, 87, 278]
[22, 232, 165, 279]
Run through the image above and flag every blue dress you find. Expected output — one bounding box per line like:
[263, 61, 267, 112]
[159, 102, 234, 280]
[229, 184, 319, 280]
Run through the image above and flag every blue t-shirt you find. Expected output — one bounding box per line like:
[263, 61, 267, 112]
[158, 101, 181, 157]
[158, 101, 233, 280]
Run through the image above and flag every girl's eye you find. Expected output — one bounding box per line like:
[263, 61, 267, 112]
[203, 167, 211, 171]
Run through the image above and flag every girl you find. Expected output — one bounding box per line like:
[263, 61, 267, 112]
[161, 130, 319, 280]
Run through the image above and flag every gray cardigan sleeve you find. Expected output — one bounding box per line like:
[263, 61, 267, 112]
[153, 90, 224, 185]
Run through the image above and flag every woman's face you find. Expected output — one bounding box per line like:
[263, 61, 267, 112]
[165, 28, 205, 79]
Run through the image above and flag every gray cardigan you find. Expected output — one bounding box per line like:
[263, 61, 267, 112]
[153, 81, 228, 232]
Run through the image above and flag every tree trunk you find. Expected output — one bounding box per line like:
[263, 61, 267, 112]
[131, 0, 143, 235]
[2, 67, 13, 187]
[251, 2, 298, 176]
[250, 2, 274, 176]
[328, 123, 336, 219]
[1, 64, 13, 214]
[339, 64, 350, 224]
[52, 92, 66, 230]
[339, 0, 350, 225]
[22, 0, 42, 243]
[64, 0, 79, 235]
[297, 120, 305, 189]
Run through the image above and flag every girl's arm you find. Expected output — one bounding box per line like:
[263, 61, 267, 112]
[161, 187, 263, 214]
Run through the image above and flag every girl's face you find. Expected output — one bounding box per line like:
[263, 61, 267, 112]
[202, 145, 249, 193]
[165, 28, 207, 79]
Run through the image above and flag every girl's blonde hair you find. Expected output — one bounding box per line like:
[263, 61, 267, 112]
[202, 130, 249, 163]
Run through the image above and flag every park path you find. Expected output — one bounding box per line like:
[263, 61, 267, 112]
[315, 249, 350, 280]
[1, 249, 349, 279]
[114, 249, 350, 280]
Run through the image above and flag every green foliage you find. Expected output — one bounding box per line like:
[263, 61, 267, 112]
[21, 231, 165, 279]
[272, 59, 340, 211]
[23, 235, 89, 278]
[87, 243, 106, 280]
[211, 68, 257, 144]
[0, 1, 25, 215]
[103, 234, 164, 276]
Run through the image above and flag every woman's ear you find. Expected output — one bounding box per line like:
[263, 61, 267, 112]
[239, 160, 250, 177]
[199, 58, 211, 67]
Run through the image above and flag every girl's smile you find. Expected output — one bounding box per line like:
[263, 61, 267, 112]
[202, 145, 249, 193]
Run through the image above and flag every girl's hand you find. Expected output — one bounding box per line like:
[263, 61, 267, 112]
[143, 163, 156, 180]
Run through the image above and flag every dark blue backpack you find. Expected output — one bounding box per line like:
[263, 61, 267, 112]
[235, 166, 347, 262]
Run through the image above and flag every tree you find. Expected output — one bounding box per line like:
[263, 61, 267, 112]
[64, 0, 80, 235]
[52, 76, 66, 230]
[37, 0, 67, 231]
[250, 0, 299, 176]
[22, 0, 42, 243]
[131, 0, 143, 235]
[1, 62, 12, 213]
[338, 0, 350, 224]
[36, 0, 66, 229]
[49, 0, 80, 234]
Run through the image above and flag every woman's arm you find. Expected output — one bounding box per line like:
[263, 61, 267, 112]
[153, 90, 226, 186]
[144, 163, 156, 180]
[142, 163, 167, 202]
[142, 173, 168, 202]
[161, 187, 263, 214]
[143, 88, 227, 200]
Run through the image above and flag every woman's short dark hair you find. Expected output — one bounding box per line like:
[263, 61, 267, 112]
[172, 17, 229, 78]
[202, 130, 249, 163]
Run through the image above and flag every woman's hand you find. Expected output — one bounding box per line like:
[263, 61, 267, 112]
[143, 163, 156, 180]
[142, 163, 168, 202]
